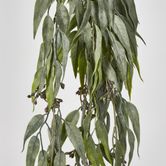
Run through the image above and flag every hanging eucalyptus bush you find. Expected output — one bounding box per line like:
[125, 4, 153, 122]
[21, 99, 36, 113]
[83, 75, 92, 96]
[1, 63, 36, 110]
[23, 0, 144, 165]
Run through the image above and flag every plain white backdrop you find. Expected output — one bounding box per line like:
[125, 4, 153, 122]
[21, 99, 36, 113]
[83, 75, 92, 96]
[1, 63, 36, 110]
[0, 0, 166, 165]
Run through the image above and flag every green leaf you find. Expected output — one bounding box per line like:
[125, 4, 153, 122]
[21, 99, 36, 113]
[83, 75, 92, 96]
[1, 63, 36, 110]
[103, 60, 119, 90]
[56, 3, 69, 33]
[65, 122, 87, 165]
[61, 109, 80, 145]
[126, 102, 140, 155]
[97, 0, 108, 31]
[85, 136, 105, 166]
[37, 43, 45, 70]
[71, 41, 79, 78]
[127, 129, 135, 166]
[65, 109, 80, 125]
[93, 25, 102, 74]
[26, 136, 40, 166]
[54, 60, 62, 97]
[31, 67, 44, 94]
[122, 0, 139, 29]
[33, 0, 53, 38]
[75, 0, 84, 27]
[115, 140, 124, 166]
[108, 31, 128, 81]
[83, 112, 92, 138]
[74, 0, 91, 40]
[46, 66, 55, 109]
[95, 120, 112, 164]
[69, 0, 76, 16]
[113, 15, 133, 63]
[54, 151, 66, 166]
[105, 112, 110, 133]
[104, 0, 114, 29]
[125, 65, 133, 98]
[42, 15, 54, 42]
[38, 150, 47, 166]
[51, 114, 63, 151]
[23, 114, 44, 151]
[78, 49, 87, 87]
[61, 32, 70, 80]
[83, 23, 92, 54]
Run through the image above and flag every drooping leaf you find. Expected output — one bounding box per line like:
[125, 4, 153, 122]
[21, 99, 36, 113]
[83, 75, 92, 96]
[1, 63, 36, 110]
[61, 109, 80, 145]
[38, 150, 47, 166]
[70, 41, 79, 78]
[42, 15, 54, 42]
[108, 31, 128, 81]
[85, 136, 105, 166]
[97, 0, 108, 31]
[65, 122, 87, 165]
[83, 111, 92, 138]
[31, 67, 44, 95]
[122, 0, 139, 29]
[51, 114, 63, 151]
[113, 15, 133, 63]
[93, 25, 102, 74]
[74, 0, 91, 40]
[103, 59, 119, 90]
[65, 109, 80, 125]
[23, 114, 44, 151]
[33, 0, 53, 38]
[105, 112, 111, 133]
[37, 43, 45, 70]
[54, 60, 62, 97]
[61, 32, 70, 80]
[56, 3, 69, 33]
[115, 140, 124, 166]
[26, 136, 40, 166]
[54, 151, 66, 166]
[78, 49, 87, 87]
[83, 23, 92, 54]
[75, 0, 84, 27]
[127, 129, 135, 166]
[95, 119, 112, 164]
[69, 0, 76, 16]
[126, 101, 140, 155]
[46, 66, 55, 108]
[125, 65, 133, 98]
[104, 0, 114, 29]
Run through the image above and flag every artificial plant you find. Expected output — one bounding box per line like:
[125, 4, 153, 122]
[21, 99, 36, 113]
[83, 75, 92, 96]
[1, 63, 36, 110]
[23, 0, 144, 165]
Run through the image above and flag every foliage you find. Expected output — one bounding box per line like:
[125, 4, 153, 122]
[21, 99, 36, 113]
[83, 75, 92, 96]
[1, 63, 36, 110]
[23, 0, 144, 165]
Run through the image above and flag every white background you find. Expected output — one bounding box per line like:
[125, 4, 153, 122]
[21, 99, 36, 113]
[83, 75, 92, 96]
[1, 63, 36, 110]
[0, 0, 166, 165]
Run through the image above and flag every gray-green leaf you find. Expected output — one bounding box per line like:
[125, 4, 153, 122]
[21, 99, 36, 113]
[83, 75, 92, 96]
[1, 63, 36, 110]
[54, 151, 66, 166]
[65, 122, 87, 165]
[93, 25, 102, 74]
[56, 4, 69, 33]
[54, 60, 62, 97]
[46, 66, 55, 108]
[61, 32, 69, 80]
[97, 0, 108, 31]
[113, 15, 133, 63]
[108, 31, 128, 81]
[23, 114, 44, 151]
[61, 109, 80, 145]
[128, 129, 135, 166]
[33, 0, 53, 38]
[85, 136, 105, 166]
[38, 150, 47, 166]
[26, 136, 40, 166]
[126, 102, 140, 155]
[42, 15, 54, 42]
[95, 120, 112, 164]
